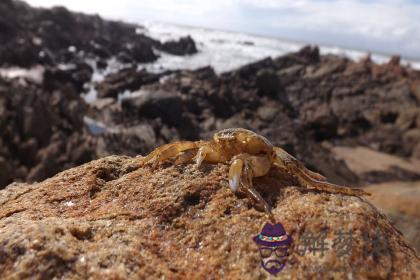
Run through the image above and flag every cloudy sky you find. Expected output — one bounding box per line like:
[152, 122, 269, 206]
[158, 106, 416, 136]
[26, 0, 420, 59]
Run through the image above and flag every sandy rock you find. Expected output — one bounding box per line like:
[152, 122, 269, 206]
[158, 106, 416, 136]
[304, 57, 347, 79]
[0, 156, 418, 279]
[366, 181, 420, 254]
[402, 129, 420, 156]
[331, 146, 420, 183]
[411, 81, 420, 102]
[395, 108, 419, 131]
[413, 143, 420, 159]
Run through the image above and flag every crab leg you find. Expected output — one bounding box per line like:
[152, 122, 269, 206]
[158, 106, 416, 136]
[272, 147, 370, 196]
[228, 154, 275, 221]
[273, 147, 326, 181]
[141, 141, 200, 168]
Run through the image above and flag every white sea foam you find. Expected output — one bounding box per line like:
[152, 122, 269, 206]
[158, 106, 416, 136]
[137, 21, 420, 74]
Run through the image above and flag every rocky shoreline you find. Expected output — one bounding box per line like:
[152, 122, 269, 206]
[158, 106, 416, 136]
[2, 1, 420, 190]
[0, 1, 419, 276]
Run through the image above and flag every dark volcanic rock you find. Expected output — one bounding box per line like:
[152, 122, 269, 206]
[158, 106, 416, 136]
[43, 62, 93, 93]
[160, 35, 198, 56]
[0, 76, 95, 187]
[0, 0, 160, 67]
[121, 89, 184, 124]
[95, 68, 162, 98]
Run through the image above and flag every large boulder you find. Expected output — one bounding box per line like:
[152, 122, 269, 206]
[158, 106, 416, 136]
[160, 36, 198, 56]
[0, 156, 418, 279]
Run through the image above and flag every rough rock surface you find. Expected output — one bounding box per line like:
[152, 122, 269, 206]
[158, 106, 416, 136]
[0, 76, 96, 186]
[0, 0, 160, 67]
[0, 156, 418, 279]
[0, 0, 198, 188]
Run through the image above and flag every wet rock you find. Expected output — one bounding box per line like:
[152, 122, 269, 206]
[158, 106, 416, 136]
[95, 68, 161, 99]
[43, 62, 93, 93]
[0, 156, 417, 279]
[160, 35, 198, 56]
[96, 59, 108, 70]
[121, 89, 184, 124]
[237, 57, 275, 80]
[274, 45, 320, 69]
[128, 41, 159, 63]
[96, 124, 158, 157]
[255, 69, 282, 98]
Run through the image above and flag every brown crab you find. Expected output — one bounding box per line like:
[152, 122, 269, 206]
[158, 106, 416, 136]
[140, 128, 369, 220]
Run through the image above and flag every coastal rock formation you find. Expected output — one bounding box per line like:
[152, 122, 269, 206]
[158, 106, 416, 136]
[93, 46, 420, 187]
[0, 156, 418, 279]
[0, 76, 96, 186]
[0, 0, 200, 188]
[95, 68, 162, 99]
[159, 35, 198, 56]
[0, 0, 159, 67]
[0, 0, 200, 69]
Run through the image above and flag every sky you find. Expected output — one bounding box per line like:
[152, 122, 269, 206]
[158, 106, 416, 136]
[25, 0, 420, 59]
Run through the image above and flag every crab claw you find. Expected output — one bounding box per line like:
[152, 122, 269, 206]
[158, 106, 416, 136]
[229, 158, 243, 192]
[228, 155, 274, 221]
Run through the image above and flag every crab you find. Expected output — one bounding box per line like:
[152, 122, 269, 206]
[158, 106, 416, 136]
[140, 128, 369, 220]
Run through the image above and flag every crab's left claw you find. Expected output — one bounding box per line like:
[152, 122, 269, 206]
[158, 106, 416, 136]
[228, 154, 275, 222]
[141, 141, 198, 168]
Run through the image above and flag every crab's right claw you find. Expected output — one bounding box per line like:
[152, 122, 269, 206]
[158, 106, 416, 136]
[228, 158, 243, 192]
[228, 156, 275, 222]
